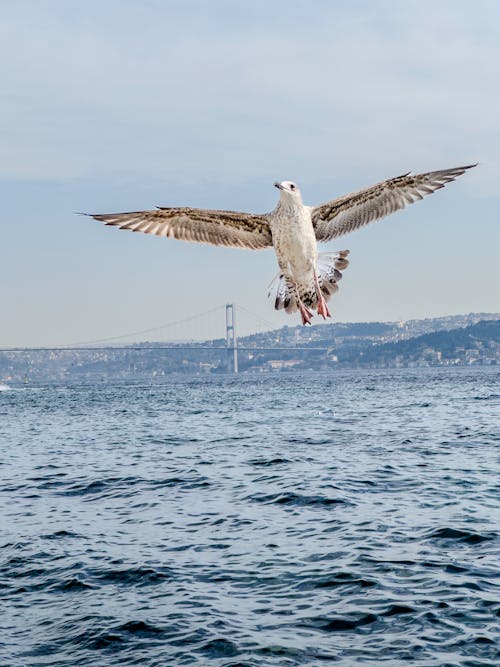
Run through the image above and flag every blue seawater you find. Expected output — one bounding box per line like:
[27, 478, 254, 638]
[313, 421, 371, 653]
[1, 368, 499, 666]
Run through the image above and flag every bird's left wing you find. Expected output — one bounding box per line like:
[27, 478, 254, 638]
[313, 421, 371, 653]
[311, 164, 476, 242]
[85, 207, 273, 250]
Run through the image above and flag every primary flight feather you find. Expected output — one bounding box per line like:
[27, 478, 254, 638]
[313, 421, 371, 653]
[85, 164, 476, 325]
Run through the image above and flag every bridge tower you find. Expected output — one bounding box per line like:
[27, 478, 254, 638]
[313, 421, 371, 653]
[225, 303, 238, 374]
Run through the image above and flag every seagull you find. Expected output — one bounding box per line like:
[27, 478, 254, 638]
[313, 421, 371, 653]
[85, 164, 476, 325]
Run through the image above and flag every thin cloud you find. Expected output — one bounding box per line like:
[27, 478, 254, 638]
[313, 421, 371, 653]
[0, 1, 497, 187]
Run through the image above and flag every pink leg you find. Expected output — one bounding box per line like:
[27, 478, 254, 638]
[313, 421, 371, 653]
[293, 282, 313, 325]
[313, 271, 331, 319]
[298, 300, 313, 325]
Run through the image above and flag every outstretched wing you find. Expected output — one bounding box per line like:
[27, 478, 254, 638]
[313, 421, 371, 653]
[85, 207, 273, 250]
[311, 164, 476, 242]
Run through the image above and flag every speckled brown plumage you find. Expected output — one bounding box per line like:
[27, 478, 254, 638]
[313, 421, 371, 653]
[311, 165, 476, 242]
[84, 164, 475, 324]
[90, 207, 272, 249]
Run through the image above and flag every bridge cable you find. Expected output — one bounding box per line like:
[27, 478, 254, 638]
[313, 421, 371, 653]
[235, 303, 276, 332]
[58, 305, 226, 348]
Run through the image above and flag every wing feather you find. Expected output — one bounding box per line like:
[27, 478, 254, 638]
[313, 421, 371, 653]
[312, 164, 476, 242]
[85, 207, 273, 250]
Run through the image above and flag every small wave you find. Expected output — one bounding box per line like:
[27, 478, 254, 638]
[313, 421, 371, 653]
[208, 435, 252, 444]
[8, 576, 96, 595]
[257, 645, 340, 663]
[198, 638, 239, 658]
[94, 566, 172, 586]
[77, 630, 125, 651]
[40, 530, 83, 540]
[424, 527, 494, 544]
[149, 476, 210, 489]
[54, 578, 96, 592]
[115, 620, 164, 637]
[257, 645, 304, 657]
[60, 477, 137, 497]
[472, 393, 500, 401]
[313, 573, 376, 589]
[299, 613, 378, 632]
[248, 457, 292, 466]
[445, 564, 468, 573]
[249, 492, 350, 507]
[142, 434, 201, 445]
[57, 475, 210, 497]
[286, 436, 334, 445]
[382, 604, 415, 617]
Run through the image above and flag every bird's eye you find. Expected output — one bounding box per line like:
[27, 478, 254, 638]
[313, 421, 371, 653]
[290, 184, 295, 191]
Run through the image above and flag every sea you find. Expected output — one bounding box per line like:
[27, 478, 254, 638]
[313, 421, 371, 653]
[1, 368, 499, 667]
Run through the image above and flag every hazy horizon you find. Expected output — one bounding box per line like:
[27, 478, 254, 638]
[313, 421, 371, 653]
[0, 309, 498, 351]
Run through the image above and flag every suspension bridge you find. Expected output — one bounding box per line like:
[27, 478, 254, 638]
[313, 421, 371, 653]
[0, 304, 330, 374]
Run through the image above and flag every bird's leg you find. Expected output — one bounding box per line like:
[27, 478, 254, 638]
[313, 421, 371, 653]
[292, 282, 313, 325]
[313, 270, 331, 319]
[298, 301, 313, 326]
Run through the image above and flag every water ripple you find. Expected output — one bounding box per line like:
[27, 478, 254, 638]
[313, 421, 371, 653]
[1, 368, 499, 666]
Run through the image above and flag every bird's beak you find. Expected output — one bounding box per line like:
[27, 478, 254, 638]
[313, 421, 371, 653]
[274, 182, 283, 190]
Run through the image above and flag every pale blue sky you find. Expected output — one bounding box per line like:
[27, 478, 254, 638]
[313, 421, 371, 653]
[1, 0, 498, 346]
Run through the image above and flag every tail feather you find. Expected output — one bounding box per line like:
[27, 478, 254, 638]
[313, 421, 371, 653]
[271, 275, 298, 313]
[317, 250, 350, 299]
[271, 250, 350, 316]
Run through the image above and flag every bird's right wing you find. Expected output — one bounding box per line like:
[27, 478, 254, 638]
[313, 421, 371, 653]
[84, 207, 273, 250]
[311, 164, 476, 242]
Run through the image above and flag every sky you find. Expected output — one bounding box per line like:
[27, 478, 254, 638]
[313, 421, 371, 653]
[1, 0, 499, 346]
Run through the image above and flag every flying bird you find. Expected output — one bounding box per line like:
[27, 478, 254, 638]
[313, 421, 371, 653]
[85, 164, 476, 325]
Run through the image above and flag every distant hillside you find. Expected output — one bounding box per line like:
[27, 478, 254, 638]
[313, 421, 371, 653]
[337, 320, 500, 367]
[234, 313, 500, 349]
[1, 314, 499, 382]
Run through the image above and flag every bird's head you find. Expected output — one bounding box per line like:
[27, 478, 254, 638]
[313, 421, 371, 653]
[274, 180, 302, 204]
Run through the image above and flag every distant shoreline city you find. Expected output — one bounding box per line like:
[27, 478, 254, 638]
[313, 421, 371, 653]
[1, 313, 498, 383]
